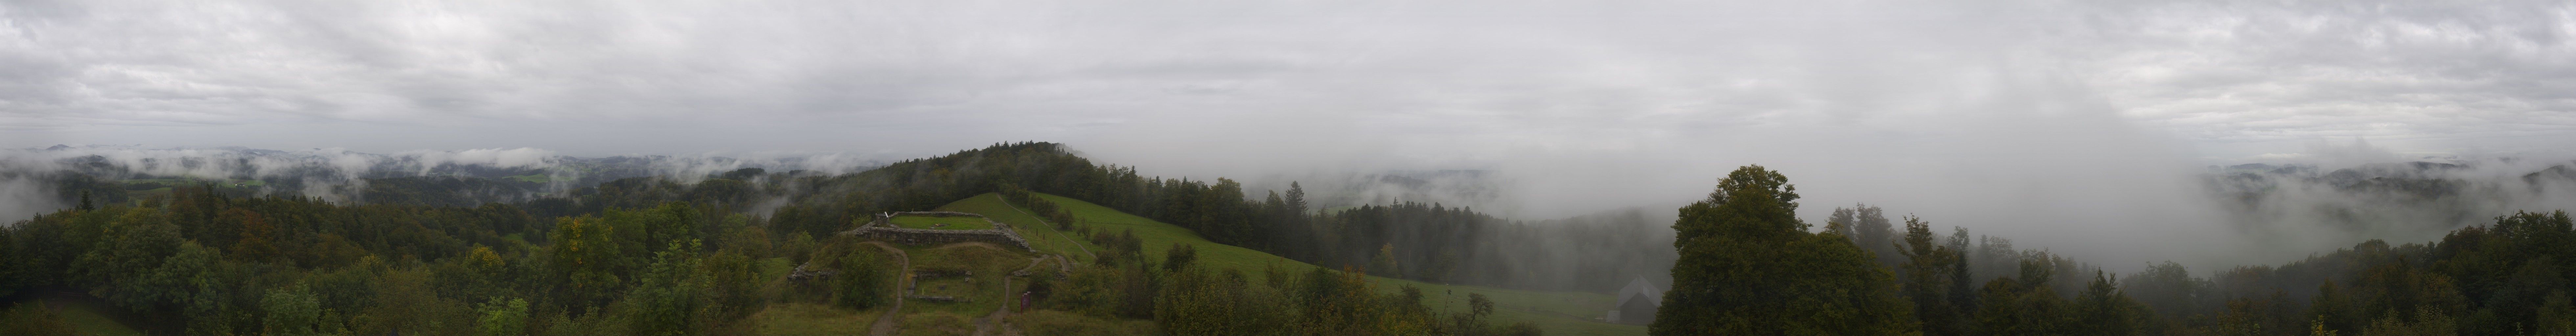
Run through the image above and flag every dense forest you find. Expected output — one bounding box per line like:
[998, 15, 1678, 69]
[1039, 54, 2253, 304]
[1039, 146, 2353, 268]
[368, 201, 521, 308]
[0, 143, 1586, 335]
[1655, 164, 2576, 336]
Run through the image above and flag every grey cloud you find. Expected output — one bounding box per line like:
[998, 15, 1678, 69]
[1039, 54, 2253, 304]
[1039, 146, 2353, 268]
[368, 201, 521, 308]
[1, 0, 2572, 272]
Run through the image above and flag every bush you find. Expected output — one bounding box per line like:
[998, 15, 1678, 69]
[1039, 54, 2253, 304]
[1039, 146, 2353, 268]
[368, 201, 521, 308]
[835, 247, 893, 309]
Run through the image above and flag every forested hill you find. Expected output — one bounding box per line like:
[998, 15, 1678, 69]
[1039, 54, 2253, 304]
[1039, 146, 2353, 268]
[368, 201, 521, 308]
[0, 141, 1666, 335]
[533, 142, 1674, 292]
[1649, 165, 2576, 336]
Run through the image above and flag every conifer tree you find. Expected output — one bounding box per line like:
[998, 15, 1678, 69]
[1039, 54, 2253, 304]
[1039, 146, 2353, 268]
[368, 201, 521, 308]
[1899, 215, 1967, 336]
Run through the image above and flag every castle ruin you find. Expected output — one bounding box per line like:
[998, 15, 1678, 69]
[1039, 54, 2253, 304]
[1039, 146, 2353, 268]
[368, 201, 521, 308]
[842, 211, 1035, 252]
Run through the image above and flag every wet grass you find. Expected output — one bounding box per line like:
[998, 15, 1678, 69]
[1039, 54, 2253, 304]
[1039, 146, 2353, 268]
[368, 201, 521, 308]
[744, 303, 878, 336]
[894, 311, 977, 336]
[934, 193, 1098, 263]
[888, 216, 993, 230]
[3, 295, 145, 336]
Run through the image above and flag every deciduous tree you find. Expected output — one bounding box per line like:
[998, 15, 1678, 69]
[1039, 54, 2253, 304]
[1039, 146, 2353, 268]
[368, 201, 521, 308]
[1654, 165, 1919, 336]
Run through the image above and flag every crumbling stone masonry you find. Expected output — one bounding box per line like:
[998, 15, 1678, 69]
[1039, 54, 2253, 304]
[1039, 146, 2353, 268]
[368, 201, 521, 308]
[842, 212, 1034, 252]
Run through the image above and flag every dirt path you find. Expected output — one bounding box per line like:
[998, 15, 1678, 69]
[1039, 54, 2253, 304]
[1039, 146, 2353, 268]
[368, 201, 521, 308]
[1003, 201, 1096, 262]
[862, 241, 911, 336]
[971, 256, 1055, 336]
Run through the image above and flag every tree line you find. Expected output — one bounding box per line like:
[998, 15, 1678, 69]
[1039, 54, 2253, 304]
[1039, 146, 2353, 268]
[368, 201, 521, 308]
[0, 142, 1586, 335]
[0, 182, 1549, 335]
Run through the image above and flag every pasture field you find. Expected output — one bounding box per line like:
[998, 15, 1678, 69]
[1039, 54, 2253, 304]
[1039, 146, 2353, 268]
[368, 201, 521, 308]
[888, 215, 993, 230]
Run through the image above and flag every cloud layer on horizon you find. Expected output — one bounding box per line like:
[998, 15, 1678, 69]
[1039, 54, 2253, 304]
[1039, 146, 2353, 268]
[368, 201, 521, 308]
[3, 0, 2574, 271]
[0, 0, 2566, 158]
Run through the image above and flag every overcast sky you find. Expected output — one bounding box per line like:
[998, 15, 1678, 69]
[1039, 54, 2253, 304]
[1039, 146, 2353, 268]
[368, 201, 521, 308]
[4, 0, 2574, 268]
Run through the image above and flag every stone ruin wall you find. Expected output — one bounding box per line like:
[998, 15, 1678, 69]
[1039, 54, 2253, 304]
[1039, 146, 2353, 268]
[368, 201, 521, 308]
[846, 211, 1034, 251]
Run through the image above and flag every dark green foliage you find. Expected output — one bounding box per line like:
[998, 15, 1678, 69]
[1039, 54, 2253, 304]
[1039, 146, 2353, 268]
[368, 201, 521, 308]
[75, 207, 181, 308]
[1898, 215, 1970, 336]
[1154, 266, 1291, 336]
[0, 183, 793, 336]
[1973, 261, 2072, 336]
[262, 284, 323, 336]
[2072, 271, 2150, 336]
[1322, 202, 1500, 281]
[1117, 263, 1158, 319]
[1164, 242, 1198, 272]
[478, 298, 532, 336]
[835, 246, 893, 310]
[700, 249, 762, 319]
[358, 176, 548, 208]
[1654, 165, 1919, 335]
[551, 215, 627, 314]
[622, 240, 708, 336]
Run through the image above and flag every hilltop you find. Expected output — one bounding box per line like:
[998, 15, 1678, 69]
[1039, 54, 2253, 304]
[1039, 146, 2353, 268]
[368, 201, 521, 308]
[930, 191, 1634, 335]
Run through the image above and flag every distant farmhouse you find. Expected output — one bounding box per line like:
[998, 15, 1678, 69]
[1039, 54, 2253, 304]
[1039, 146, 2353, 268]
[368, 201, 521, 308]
[1608, 276, 1662, 325]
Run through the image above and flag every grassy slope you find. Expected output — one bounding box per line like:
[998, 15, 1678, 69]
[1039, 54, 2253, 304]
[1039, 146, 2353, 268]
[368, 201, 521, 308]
[745, 303, 880, 335]
[3, 297, 147, 336]
[933, 193, 1097, 263]
[888, 216, 993, 230]
[944, 192, 1647, 336]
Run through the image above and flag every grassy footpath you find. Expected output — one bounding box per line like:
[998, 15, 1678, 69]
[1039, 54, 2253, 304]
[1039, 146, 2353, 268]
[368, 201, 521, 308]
[948, 192, 1647, 336]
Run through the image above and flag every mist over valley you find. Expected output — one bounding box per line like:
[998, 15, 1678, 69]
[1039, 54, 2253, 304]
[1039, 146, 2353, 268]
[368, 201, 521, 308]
[4, 0, 2574, 334]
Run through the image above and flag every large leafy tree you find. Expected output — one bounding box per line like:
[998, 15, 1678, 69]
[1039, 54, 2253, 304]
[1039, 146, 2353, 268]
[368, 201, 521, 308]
[1653, 165, 1919, 335]
[550, 215, 626, 313]
[77, 207, 183, 310]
